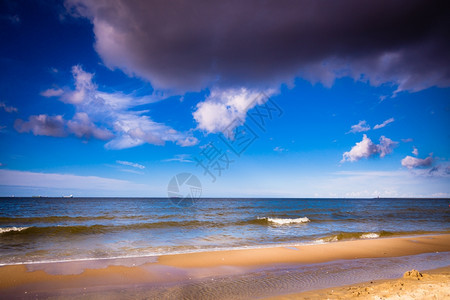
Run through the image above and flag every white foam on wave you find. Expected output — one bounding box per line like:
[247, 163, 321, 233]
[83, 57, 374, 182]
[360, 233, 380, 239]
[0, 242, 319, 267]
[264, 217, 310, 225]
[314, 236, 339, 244]
[0, 226, 29, 234]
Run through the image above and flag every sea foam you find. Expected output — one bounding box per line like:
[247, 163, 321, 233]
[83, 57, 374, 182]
[0, 226, 29, 234]
[264, 217, 310, 225]
[360, 233, 380, 239]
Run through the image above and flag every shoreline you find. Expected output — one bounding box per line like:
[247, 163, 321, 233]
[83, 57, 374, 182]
[156, 233, 450, 268]
[1, 234, 449, 298]
[1, 231, 448, 267]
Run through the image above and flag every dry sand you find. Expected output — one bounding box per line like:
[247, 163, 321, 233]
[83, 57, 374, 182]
[0, 234, 449, 298]
[271, 267, 450, 299]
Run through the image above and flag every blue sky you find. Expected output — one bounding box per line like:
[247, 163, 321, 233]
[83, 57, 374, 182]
[0, 1, 449, 197]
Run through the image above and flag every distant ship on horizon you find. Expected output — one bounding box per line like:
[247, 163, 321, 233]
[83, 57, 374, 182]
[63, 195, 73, 198]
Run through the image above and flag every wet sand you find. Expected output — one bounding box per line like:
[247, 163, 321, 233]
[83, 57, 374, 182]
[1, 234, 449, 299]
[272, 266, 450, 299]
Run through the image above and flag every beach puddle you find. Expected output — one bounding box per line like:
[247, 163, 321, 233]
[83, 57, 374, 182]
[283, 246, 299, 251]
[25, 256, 158, 275]
[133, 252, 450, 299]
[14, 251, 450, 299]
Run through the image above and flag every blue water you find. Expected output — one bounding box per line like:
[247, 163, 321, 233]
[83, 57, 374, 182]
[0, 197, 449, 265]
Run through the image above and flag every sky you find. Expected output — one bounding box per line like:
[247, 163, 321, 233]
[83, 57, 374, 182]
[0, 0, 449, 198]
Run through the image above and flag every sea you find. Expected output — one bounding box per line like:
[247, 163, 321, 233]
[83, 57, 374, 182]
[0, 197, 449, 266]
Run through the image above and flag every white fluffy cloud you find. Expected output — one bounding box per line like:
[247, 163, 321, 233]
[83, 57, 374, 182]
[193, 88, 273, 134]
[69, 66, 197, 149]
[349, 120, 370, 133]
[105, 113, 197, 149]
[23, 65, 198, 149]
[341, 134, 397, 162]
[63, 65, 96, 104]
[67, 112, 114, 140]
[348, 118, 395, 133]
[401, 154, 433, 169]
[373, 117, 395, 130]
[342, 134, 377, 162]
[412, 147, 419, 156]
[377, 136, 397, 158]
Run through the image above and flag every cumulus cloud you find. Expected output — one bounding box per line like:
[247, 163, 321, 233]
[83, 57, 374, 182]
[62, 65, 96, 104]
[67, 112, 114, 140]
[193, 88, 272, 134]
[103, 113, 197, 149]
[377, 136, 397, 158]
[341, 134, 397, 162]
[116, 160, 145, 169]
[342, 134, 378, 162]
[373, 118, 395, 130]
[69, 66, 197, 149]
[412, 147, 419, 156]
[348, 118, 395, 133]
[65, 0, 450, 93]
[349, 120, 370, 133]
[29, 65, 198, 149]
[14, 112, 113, 140]
[14, 114, 66, 137]
[0, 102, 18, 113]
[401, 154, 433, 169]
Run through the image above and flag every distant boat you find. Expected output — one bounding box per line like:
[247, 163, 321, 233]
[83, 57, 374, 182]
[63, 195, 73, 198]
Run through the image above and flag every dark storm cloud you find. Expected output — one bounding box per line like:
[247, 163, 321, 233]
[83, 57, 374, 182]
[66, 0, 450, 92]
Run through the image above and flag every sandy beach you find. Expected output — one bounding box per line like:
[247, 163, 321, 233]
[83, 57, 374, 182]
[3, 0, 450, 297]
[272, 267, 450, 299]
[1, 234, 449, 299]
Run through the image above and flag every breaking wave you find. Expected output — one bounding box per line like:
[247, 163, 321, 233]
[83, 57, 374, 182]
[313, 230, 447, 244]
[0, 226, 30, 234]
[257, 217, 310, 225]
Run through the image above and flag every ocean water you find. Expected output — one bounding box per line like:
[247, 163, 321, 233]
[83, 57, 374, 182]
[0, 197, 449, 265]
